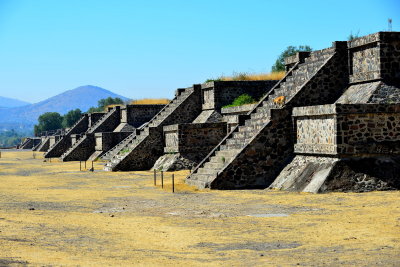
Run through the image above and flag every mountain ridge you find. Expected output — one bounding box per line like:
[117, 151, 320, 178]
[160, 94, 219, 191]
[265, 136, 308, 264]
[0, 85, 130, 129]
[0, 96, 31, 108]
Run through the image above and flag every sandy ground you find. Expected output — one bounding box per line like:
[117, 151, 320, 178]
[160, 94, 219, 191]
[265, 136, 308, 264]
[0, 150, 399, 266]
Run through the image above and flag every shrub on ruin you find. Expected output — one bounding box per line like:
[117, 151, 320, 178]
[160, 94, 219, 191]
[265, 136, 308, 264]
[223, 93, 256, 108]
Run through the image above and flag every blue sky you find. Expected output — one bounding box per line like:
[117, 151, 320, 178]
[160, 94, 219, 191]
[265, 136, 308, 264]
[0, 0, 399, 103]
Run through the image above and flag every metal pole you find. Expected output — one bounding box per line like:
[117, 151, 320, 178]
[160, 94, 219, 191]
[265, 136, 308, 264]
[153, 169, 156, 186]
[161, 171, 164, 188]
[172, 174, 174, 193]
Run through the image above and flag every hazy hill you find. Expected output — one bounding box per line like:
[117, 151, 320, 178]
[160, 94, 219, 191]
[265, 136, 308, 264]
[0, 85, 129, 128]
[0, 96, 30, 108]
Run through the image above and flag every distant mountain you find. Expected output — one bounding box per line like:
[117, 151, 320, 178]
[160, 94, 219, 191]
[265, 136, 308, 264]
[0, 85, 130, 127]
[0, 96, 30, 108]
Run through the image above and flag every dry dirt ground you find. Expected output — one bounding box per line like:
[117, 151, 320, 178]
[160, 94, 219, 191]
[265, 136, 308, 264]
[0, 150, 399, 266]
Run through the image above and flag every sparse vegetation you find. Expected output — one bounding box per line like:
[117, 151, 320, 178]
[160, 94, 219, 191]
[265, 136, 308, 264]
[131, 99, 170, 105]
[348, 30, 360, 41]
[223, 94, 257, 108]
[206, 71, 285, 83]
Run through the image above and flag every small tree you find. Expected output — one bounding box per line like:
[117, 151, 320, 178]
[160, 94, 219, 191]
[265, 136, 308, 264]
[271, 45, 313, 72]
[34, 112, 63, 135]
[62, 109, 82, 128]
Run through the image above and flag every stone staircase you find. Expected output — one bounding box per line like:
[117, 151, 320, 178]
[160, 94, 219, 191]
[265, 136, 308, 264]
[100, 131, 138, 160]
[59, 107, 121, 161]
[186, 42, 349, 189]
[87, 106, 120, 134]
[44, 114, 89, 158]
[104, 85, 202, 171]
[34, 136, 50, 152]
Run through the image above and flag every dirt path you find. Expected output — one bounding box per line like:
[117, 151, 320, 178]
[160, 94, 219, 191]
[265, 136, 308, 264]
[0, 151, 399, 266]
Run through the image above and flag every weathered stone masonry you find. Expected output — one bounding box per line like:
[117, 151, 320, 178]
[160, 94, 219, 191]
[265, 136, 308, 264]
[270, 32, 400, 193]
[152, 122, 227, 171]
[152, 82, 276, 171]
[186, 41, 349, 189]
[270, 104, 400, 192]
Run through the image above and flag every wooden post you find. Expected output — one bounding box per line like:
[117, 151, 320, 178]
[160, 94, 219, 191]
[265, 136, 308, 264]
[0, 151, 1, 158]
[84, 161, 86, 170]
[172, 174, 175, 193]
[161, 171, 164, 189]
[153, 169, 156, 186]
[80, 161, 82, 171]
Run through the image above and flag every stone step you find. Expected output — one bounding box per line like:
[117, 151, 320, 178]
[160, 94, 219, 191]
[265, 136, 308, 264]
[210, 155, 233, 164]
[233, 129, 258, 140]
[214, 149, 241, 158]
[204, 161, 226, 169]
[220, 142, 247, 150]
[244, 118, 268, 128]
[197, 167, 219, 175]
[226, 137, 250, 146]
[186, 175, 212, 188]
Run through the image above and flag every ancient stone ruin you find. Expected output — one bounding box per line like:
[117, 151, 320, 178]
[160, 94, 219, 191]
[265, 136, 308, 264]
[22, 31, 400, 193]
[186, 32, 400, 192]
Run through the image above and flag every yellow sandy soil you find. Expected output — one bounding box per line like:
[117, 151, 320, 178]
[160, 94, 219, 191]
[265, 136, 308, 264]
[0, 151, 399, 266]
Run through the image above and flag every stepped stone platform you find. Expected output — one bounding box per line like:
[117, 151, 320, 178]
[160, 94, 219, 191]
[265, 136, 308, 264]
[104, 85, 203, 171]
[60, 104, 164, 162]
[186, 31, 400, 191]
[186, 40, 349, 189]
[19, 137, 41, 149]
[152, 122, 227, 171]
[104, 81, 277, 171]
[44, 112, 104, 158]
[270, 104, 400, 192]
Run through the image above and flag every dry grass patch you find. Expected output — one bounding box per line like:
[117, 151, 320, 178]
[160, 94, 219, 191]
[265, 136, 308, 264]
[131, 98, 170, 105]
[208, 71, 285, 82]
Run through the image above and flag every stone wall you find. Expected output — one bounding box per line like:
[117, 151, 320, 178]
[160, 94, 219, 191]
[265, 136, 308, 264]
[293, 104, 400, 156]
[49, 135, 61, 147]
[95, 132, 132, 152]
[71, 134, 82, 144]
[164, 123, 227, 154]
[348, 32, 400, 83]
[45, 115, 89, 158]
[62, 134, 96, 161]
[201, 81, 277, 111]
[88, 113, 106, 128]
[112, 127, 164, 171]
[152, 123, 227, 171]
[121, 105, 165, 127]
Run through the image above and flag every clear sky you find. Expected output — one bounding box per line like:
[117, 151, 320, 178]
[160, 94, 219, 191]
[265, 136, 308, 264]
[0, 0, 399, 103]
